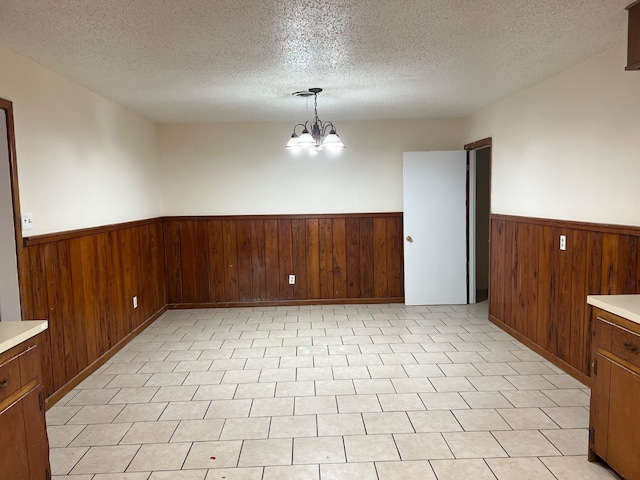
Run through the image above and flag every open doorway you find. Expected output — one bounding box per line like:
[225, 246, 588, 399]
[466, 138, 492, 305]
[0, 98, 24, 322]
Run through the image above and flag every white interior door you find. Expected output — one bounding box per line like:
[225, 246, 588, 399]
[403, 151, 467, 305]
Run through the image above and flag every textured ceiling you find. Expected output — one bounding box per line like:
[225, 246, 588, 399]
[0, 1, 630, 122]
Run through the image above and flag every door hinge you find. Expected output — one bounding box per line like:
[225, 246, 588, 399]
[39, 391, 44, 411]
[589, 427, 595, 443]
[592, 358, 597, 376]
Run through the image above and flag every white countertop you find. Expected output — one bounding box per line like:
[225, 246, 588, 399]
[0, 320, 48, 355]
[587, 295, 640, 326]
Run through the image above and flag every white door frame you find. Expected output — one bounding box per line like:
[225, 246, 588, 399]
[467, 149, 477, 305]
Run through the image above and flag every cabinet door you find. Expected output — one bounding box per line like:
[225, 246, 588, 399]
[23, 386, 50, 479]
[0, 394, 31, 480]
[0, 386, 49, 480]
[607, 360, 640, 480]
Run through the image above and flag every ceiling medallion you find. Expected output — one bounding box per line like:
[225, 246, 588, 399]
[285, 88, 344, 152]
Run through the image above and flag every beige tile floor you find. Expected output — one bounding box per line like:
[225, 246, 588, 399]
[47, 303, 620, 480]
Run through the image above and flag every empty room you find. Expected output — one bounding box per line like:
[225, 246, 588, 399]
[0, 1, 639, 479]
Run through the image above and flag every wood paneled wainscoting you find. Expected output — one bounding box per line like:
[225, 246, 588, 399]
[490, 214, 640, 384]
[163, 213, 404, 307]
[21, 220, 167, 405]
[21, 213, 403, 404]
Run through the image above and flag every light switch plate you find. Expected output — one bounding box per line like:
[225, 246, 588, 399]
[21, 213, 33, 231]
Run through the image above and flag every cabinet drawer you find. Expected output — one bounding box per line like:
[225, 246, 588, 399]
[611, 325, 640, 369]
[0, 356, 21, 404]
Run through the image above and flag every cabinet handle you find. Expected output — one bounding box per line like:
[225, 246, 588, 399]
[0, 379, 7, 388]
[623, 342, 640, 354]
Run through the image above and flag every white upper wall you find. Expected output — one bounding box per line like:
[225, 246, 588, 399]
[3, 38, 638, 232]
[466, 42, 640, 227]
[158, 119, 465, 215]
[0, 45, 162, 235]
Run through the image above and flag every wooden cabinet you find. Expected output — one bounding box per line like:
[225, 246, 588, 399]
[589, 308, 640, 479]
[628, 1, 640, 70]
[0, 335, 51, 480]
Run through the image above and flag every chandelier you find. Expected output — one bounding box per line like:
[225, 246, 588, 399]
[285, 88, 345, 151]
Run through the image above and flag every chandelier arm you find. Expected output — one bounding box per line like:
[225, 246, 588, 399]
[291, 123, 307, 135]
[321, 121, 336, 135]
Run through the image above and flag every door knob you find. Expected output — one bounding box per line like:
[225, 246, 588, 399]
[405, 236, 413, 243]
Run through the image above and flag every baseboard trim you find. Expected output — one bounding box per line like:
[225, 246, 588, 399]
[489, 314, 591, 387]
[167, 298, 405, 309]
[45, 305, 168, 409]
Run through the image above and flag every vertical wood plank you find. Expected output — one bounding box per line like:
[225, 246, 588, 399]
[306, 219, 320, 299]
[617, 235, 638, 294]
[68, 239, 89, 373]
[555, 228, 573, 365]
[208, 220, 225, 303]
[291, 219, 308, 299]
[373, 218, 388, 298]
[515, 223, 539, 340]
[250, 220, 267, 301]
[136, 225, 149, 322]
[43, 242, 66, 392]
[502, 221, 515, 328]
[194, 221, 212, 303]
[117, 228, 135, 335]
[56, 241, 79, 381]
[222, 220, 239, 302]
[489, 219, 502, 320]
[80, 235, 102, 360]
[601, 233, 619, 295]
[29, 245, 53, 396]
[585, 230, 603, 374]
[345, 218, 361, 298]
[278, 219, 294, 300]
[537, 226, 553, 350]
[132, 226, 145, 327]
[332, 218, 347, 299]
[164, 221, 182, 304]
[179, 221, 197, 304]
[359, 218, 374, 298]
[96, 233, 114, 353]
[113, 229, 128, 343]
[511, 223, 523, 333]
[318, 219, 334, 300]
[264, 219, 280, 300]
[236, 219, 253, 301]
[569, 229, 588, 373]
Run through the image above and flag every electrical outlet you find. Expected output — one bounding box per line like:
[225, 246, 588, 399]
[288, 275, 296, 285]
[560, 235, 566, 251]
[21, 213, 33, 231]
[133, 296, 138, 309]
